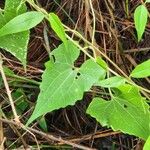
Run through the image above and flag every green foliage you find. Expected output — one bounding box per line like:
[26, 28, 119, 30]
[12, 89, 29, 115]
[144, 136, 150, 150]
[0, 76, 2, 87]
[0, 11, 44, 37]
[25, 8, 150, 146]
[0, 0, 149, 148]
[96, 76, 126, 87]
[130, 59, 150, 78]
[49, 13, 74, 64]
[38, 117, 48, 132]
[27, 41, 106, 125]
[0, 0, 29, 67]
[96, 57, 108, 69]
[87, 84, 150, 140]
[134, 5, 148, 41]
[3, 66, 15, 76]
[3, 66, 40, 85]
[4, 0, 27, 21]
[49, 13, 67, 46]
[0, 0, 44, 67]
[145, 0, 150, 3]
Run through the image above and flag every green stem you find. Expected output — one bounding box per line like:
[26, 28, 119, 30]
[26, 0, 150, 97]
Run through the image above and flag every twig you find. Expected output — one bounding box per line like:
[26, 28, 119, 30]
[0, 108, 4, 150]
[0, 54, 20, 123]
[28, 126, 96, 150]
[89, 0, 96, 45]
[62, 130, 121, 143]
[0, 118, 96, 150]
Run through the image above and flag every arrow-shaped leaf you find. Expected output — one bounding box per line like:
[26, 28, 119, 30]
[27, 41, 106, 125]
[87, 84, 150, 140]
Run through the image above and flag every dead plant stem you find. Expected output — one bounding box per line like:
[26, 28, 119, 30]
[0, 118, 96, 150]
[0, 54, 20, 123]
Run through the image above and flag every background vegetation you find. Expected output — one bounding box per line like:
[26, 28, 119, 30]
[0, 0, 150, 149]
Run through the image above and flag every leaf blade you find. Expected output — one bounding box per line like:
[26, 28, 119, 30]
[0, 0, 30, 67]
[130, 59, 150, 78]
[144, 136, 150, 150]
[27, 41, 106, 125]
[87, 84, 150, 140]
[0, 11, 44, 37]
[49, 13, 67, 46]
[134, 5, 148, 41]
[145, 0, 150, 3]
[95, 76, 126, 87]
[4, 0, 27, 22]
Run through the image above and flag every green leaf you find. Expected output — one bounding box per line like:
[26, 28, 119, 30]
[0, 31, 29, 67]
[0, 0, 29, 67]
[48, 13, 72, 63]
[4, 0, 27, 22]
[3, 66, 15, 76]
[12, 89, 28, 115]
[144, 136, 150, 150]
[95, 76, 126, 87]
[0, 11, 44, 37]
[145, 0, 150, 3]
[96, 57, 108, 69]
[38, 117, 48, 132]
[0, 76, 2, 88]
[0, 13, 5, 27]
[134, 5, 148, 41]
[87, 84, 150, 140]
[27, 41, 106, 125]
[130, 59, 150, 78]
[49, 13, 67, 46]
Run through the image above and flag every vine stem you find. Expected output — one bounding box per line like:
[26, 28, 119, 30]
[89, 0, 96, 45]
[65, 29, 150, 95]
[0, 54, 20, 123]
[26, 0, 150, 96]
[67, 35, 150, 96]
